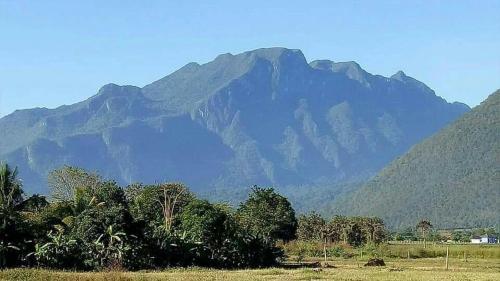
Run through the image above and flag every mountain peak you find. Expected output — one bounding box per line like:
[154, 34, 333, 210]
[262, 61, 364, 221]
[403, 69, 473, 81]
[245, 47, 302, 57]
[389, 70, 436, 94]
[309, 60, 335, 70]
[312, 60, 371, 86]
[142, 47, 309, 105]
[330, 61, 365, 74]
[0, 47, 471, 198]
[97, 83, 141, 96]
[212, 47, 307, 65]
[242, 47, 308, 68]
[391, 70, 407, 81]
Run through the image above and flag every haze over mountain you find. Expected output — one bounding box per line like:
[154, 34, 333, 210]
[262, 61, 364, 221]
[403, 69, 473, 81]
[332, 90, 500, 229]
[0, 48, 469, 201]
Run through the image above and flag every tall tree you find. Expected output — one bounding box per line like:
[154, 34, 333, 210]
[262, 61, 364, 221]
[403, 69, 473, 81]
[297, 212, 326, 241]
[0, 163, 23, 226]
[48, 166, 101, 203]
[126, 183, 193, 233]
[236, 186, 297, 242]
[158, 183, 191, 233]
[0, 162, 24, 268]
[416, 220, 433, 248]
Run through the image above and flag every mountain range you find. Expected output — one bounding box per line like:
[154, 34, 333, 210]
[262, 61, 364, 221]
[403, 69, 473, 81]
[0, 47, 469, 216]
[332, 90, 499, 229]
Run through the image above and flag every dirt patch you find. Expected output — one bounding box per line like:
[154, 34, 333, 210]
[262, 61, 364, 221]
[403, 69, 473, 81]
[364, 258, 386, 266]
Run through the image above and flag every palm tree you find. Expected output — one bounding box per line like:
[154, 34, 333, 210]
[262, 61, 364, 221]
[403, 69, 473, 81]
[0, 163, 23, 226]
[0, 162, 23, 268]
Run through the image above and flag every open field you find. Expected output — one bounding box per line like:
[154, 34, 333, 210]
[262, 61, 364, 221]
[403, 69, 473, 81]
[1, 258, 499, 281]
[284, 241, 500, 260]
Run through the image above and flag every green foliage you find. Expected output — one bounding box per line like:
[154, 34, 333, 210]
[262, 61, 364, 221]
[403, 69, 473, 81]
[179, 200, 232, 243]
[28, 229, 80, 269]
[178, 199, 284, 268]
[296, 213, 387, 246]
[297, 212, 326, 241]
[0, 164, 291, 270]
[48, 166, 102, 203]
[452, 230, 471, 242]
[0, 162, 26, 268]
[126, 182, 193, 233]
[333, 91, 500, 228]
[237, 186, 298, 242]
[392, 227, 418, 241]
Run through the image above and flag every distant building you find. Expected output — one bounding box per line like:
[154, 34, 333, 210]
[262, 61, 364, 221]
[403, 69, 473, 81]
[470, 235, 498, 244]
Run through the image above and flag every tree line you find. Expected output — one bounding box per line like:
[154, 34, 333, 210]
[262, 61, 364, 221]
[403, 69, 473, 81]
[297, 212, 386, 246]
[0, 162, 387, 270]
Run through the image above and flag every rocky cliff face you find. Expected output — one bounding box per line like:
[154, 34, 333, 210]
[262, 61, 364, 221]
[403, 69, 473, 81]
[0, 48, 469, 197]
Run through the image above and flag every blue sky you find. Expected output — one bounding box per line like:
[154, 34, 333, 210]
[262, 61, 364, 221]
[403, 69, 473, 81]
[1, 0, 499, 117]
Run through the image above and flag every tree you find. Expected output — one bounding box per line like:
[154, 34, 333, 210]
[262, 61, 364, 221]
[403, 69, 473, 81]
[329, 215, 349, 244]
[70, 181, 132, 244]
[48, 166, 101, 202]
[157, 183, 191, 233]
[416, 220, 433, 248]
[179, 199, 283, 268]
[297, 212, 326, 241]
[178, 199, 236, 267]
[0, 162, 24, 268]
[126, 183, 193, 233]
[359, 217, 386, 244]
[0, 164, 309, 269]
[0, 163, 23, 226]
[236, 186, 297, 242]
[20, 194, 49, 213]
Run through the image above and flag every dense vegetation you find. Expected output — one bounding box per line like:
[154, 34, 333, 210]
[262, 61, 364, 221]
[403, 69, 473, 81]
[333, 90, 500, 228]
[0, 163, 300, 270]
[296, 212, 386, 246]
[0, 162, 393, 270]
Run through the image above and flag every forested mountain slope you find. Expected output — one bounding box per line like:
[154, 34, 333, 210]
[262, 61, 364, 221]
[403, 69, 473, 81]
[332, 90, 500, 228]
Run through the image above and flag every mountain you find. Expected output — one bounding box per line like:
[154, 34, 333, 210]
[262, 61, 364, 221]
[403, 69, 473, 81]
[0, 48, 469, 202]
[332, 90, 500, 229]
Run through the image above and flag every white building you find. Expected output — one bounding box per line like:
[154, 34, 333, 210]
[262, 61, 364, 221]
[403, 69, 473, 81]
[470, 235, 498, 244]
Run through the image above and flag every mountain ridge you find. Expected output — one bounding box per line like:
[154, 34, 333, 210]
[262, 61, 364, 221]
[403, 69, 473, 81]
[0, 47, 469, 200]
[331, 90, 499, 228]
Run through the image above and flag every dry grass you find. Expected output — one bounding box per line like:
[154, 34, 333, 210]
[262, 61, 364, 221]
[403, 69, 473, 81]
[1, 258, 499, 281]
[283, 241, 500, 260]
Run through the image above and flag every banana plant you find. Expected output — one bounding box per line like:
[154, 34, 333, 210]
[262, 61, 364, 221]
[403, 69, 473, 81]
[92, 225, 126, 267]
[26, 229, 77, 267]
[0, 241, 20, 268]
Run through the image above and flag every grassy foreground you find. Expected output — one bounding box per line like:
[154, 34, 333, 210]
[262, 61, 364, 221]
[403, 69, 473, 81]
[1, 258, 499, 281]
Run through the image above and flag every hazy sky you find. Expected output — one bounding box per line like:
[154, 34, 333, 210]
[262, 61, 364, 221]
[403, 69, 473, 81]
[1, 0, 499, 117]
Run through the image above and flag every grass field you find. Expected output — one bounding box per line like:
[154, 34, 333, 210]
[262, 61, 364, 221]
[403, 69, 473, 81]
[1, 258, 499, 281]
[1, 244, 499, 280]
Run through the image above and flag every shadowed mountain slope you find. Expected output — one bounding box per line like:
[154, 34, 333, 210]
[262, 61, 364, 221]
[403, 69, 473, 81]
[0, 48, 468, 199]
